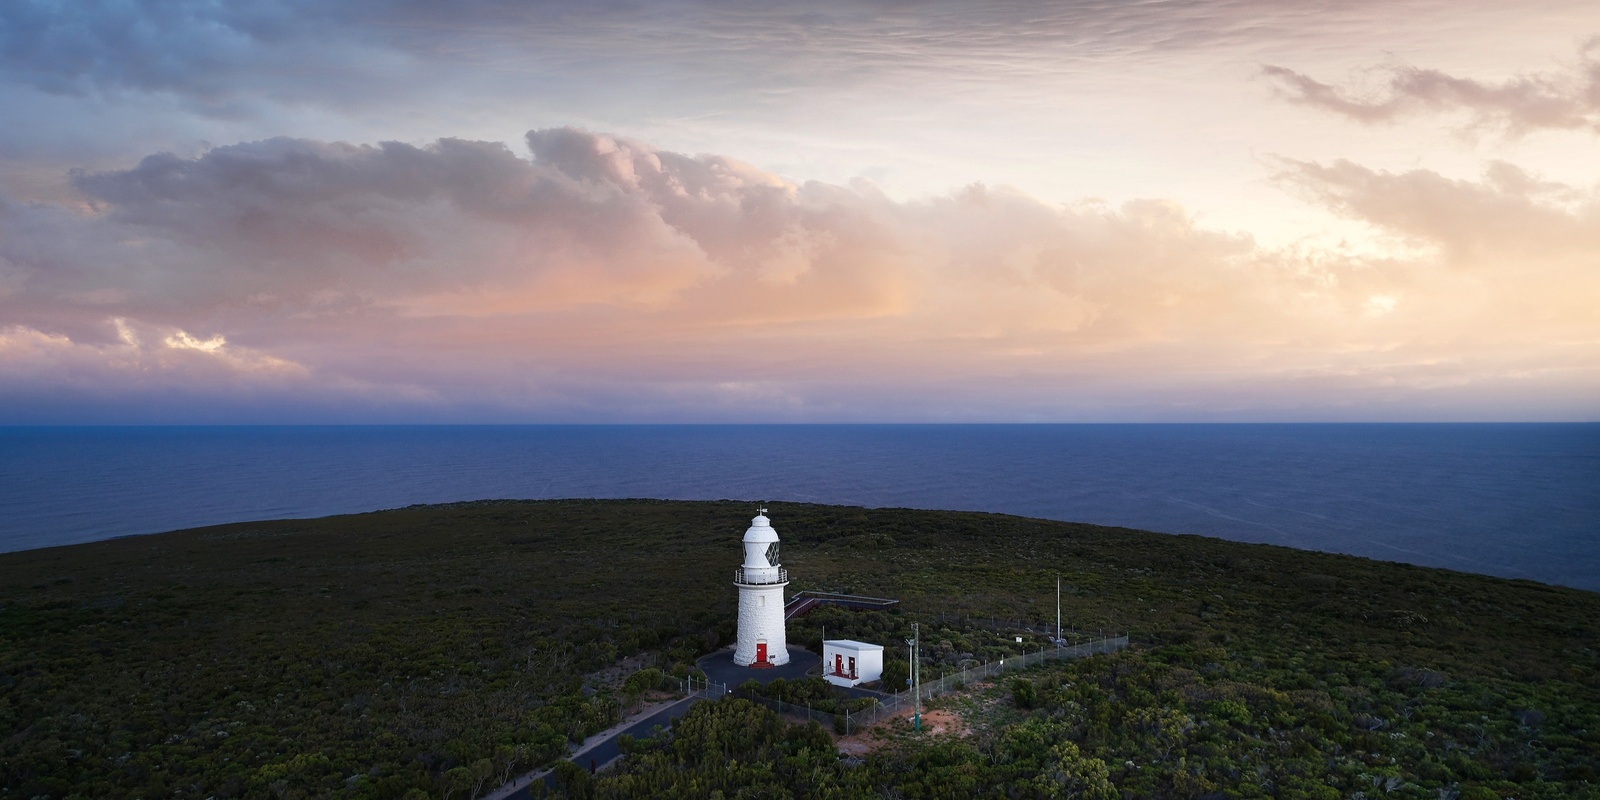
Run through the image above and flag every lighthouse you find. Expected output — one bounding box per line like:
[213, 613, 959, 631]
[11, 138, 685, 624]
[734, 509, 790, 667]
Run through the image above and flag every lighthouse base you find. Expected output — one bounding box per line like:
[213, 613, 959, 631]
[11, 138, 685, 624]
[734, 582, 790, 667]
[697, 647, 821, 693]
[732, 646, 790, 668]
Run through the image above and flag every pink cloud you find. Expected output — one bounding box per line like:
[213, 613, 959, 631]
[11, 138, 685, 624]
[0, 128, 1596, 421]
[1263, 40, 1600, 137]
[1275, 158, 1600, 265]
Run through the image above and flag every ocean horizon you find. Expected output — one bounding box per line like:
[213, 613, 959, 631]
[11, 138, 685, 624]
[3, 423, 1596, 591]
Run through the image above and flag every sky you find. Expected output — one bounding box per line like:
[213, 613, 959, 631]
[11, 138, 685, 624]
[0, 0, 1597, 423]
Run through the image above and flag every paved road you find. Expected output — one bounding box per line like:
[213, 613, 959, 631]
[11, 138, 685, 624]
[505, 696, 697, 800]
[505, 646, 837, 798]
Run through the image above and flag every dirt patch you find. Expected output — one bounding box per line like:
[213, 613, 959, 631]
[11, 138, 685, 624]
[918, 708, 967, 737]
[586, 653, 655, 692]
[835, 734, 878, 756]
[834, 706, 970, 756]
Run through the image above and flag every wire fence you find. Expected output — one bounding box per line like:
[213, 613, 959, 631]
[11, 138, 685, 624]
[673, 635, 1128, 735]
[926, 612, 1119, 642]
[746, 694, 854, 730]
[675, 676, 852, 730]
[678, 674, 730, 701]
[843, 635, 1128, 731]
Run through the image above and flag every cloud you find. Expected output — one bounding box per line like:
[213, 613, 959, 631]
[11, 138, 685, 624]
[1274, 158, 1600, 265]
[0, 128, 1596, 421]
[0, 317, 302, 376]
[1272, 158, 1600, 369]
[1262, 40, 1600, 136]
[3, 0, 1534, 139]
[0, 317, 316, 422]
[0, 0, 399, 116]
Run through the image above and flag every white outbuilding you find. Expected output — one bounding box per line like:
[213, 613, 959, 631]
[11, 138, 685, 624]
[822, 639, 884, 687]
[734, 509, 789, 668]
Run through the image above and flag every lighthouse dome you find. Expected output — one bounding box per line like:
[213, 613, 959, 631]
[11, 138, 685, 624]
[741, 510, 781, 569]
[743, 512, 778, 543]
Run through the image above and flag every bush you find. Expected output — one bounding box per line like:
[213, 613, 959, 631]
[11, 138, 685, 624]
[623, 667, 665, 695]
[1011, 677, 1038, 709]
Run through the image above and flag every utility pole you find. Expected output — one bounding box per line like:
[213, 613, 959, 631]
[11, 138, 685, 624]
[1056, 574, 1061, 644]
[906, 622, 921, 732]
[914, 622, 921, 733]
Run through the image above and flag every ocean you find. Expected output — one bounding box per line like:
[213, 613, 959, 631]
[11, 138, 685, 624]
[1, 424, 1595, 591]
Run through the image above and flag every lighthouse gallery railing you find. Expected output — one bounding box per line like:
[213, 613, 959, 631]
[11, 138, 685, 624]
[734, 567, 787, 585]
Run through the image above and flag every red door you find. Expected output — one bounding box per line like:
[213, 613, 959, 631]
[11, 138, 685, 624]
[834, 654, 843, 675]
[848, 656, 856, 678]
[756, 642, 767, 663]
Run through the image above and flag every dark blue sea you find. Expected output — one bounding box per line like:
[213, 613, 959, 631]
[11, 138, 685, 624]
[1, 424, 1595, 591]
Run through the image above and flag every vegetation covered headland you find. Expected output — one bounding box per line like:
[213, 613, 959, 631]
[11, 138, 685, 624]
[2, 499, 1596, 799]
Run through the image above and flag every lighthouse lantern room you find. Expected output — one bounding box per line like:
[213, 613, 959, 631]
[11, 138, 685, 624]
[734, 509, 790, 667]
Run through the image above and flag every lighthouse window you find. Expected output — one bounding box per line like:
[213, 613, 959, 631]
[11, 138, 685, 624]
[765, 542, 780, 565]
[758, 595, 766, 607]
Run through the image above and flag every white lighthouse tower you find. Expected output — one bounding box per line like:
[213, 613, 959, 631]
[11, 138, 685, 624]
[734, 509, 790, 667]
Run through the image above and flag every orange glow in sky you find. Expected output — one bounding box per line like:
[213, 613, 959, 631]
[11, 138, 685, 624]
[0, 0, 1595, 421]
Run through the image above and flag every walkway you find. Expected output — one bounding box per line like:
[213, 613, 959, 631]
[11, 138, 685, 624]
[783, 591, 899, 620]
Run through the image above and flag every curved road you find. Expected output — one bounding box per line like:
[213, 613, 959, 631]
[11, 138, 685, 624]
[503, 646, 878, 798]
[503, 696, 696, 799]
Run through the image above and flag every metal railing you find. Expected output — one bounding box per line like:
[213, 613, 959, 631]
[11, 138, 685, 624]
[733, 567, 788, 585]
[784, 591, 899, 620]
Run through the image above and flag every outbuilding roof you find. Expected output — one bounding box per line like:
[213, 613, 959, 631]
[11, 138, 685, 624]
[823, 639, 884, 651]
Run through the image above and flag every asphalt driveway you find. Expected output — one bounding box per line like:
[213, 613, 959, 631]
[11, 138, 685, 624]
[696, 645, 820, 689]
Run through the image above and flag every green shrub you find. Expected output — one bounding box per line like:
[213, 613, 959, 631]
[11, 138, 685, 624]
[622, 667, 664, 695]
[1012, 677, 1038, 709]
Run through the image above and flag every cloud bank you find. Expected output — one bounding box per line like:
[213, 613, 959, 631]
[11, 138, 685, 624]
[1, 128, 1595, 422]
[1263, 40, 1600, 137]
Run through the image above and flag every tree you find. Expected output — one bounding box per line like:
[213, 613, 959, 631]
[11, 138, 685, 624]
[440, 766, 472, 800]
[493, 744, 523, 786]
[881, 658, 910, 692]
[469, 757, 495, 798]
